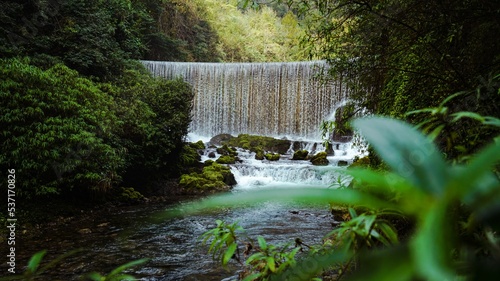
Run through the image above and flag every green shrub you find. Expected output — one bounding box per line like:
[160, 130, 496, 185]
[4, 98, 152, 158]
[0, 58, 123, 198]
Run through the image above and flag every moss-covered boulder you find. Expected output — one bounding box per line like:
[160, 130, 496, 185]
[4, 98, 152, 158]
[348, 156, 371, 169]
[265, 153, 281, 161]
[216, 155, 237, 164]
[191, 140, 206, 150]
[179, 142, 204, 167]
[224, 134, 291, 154]
[179, 163, 236, 193]
[255, 148, 265, 160]
[216, 144, 238, 156]
[310, 152, 329, 166]
[292, 150, 309, 160]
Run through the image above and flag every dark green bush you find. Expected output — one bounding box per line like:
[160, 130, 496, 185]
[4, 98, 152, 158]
[0, 58, 194, 200]
[0, 58, 123, 198]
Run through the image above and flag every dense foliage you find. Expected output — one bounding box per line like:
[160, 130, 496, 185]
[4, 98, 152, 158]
[0, 58, 193, 200]
[241, 0, 499, 157]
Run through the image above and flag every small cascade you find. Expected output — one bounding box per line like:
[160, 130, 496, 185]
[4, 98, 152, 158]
[142, 60, 350, 140]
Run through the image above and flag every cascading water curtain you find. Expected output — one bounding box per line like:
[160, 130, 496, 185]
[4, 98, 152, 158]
[141, 60, 350, 140]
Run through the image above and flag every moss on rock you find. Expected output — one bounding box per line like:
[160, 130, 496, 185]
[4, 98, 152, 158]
[349, 156, 371, 168]
[265, 153, 281, 161]
[292, 149, 309, 160]
[179, 163, 236, 192]
[216, 155, 237, 164]
[255, 148, 265, 160]
[216, 144, 238, 156]
[310, 152, 329, 166]
[224, 134, 291, 154]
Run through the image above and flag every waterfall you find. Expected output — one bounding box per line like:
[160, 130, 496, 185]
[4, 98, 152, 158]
[142, 61, 349, 140]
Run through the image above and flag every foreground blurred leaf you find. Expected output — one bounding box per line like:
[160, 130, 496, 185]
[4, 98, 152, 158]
[270, 249, 353, 281]
[411, 202, 455, 281]
[155, 188, 400, 220]
[352, 117, 448, 196]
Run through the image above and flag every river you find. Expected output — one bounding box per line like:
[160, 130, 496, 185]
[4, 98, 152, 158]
[14, 141, 362, 280]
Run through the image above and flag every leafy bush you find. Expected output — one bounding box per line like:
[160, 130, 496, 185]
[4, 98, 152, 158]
[0, 58, 194, 199]
[0, 58, 123, 198]
[110, 64, 194, 188]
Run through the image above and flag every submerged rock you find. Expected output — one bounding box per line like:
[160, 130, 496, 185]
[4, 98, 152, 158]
[310, 152, 329, 166]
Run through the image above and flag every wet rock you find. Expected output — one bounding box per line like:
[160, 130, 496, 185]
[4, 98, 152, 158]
[264, 153, 280, 161]
[292, 149, 309, 160]
[325, 143, 335, 156]
[216, 155, 237, 164]
[208, 151, 216, 158]
[209, 134, 235, 146]
[216, 144, 238, 156]
[337, 160, 349, 167]
[310, 152, 329, 166]
[255, 148, 265, 160]
[78, 228, 92, 234]
[224, 134, 291, 154]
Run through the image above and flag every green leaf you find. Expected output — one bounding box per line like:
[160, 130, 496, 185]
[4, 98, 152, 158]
[346, 246, 414, 281]
[450, 111, 484, 123]
[223, 243, 237, 266]
[352, 117, 448, 196]
[483, 116, 500, 127]
[267, 257, 276, 272]
[427, 124, 445, 141]
[449, 141, 500, 200]
[377, 221, 399, 244]
[85, 272, 104, 281]
[157, 188, 399, 220]
[270, 249, 352, 281]
[27, 250, 46, 273]
[411, 203, 454, 281]
[258, 236, 268, 251]
[241, 273, 262, 281]
[108, 258, 148, 277]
